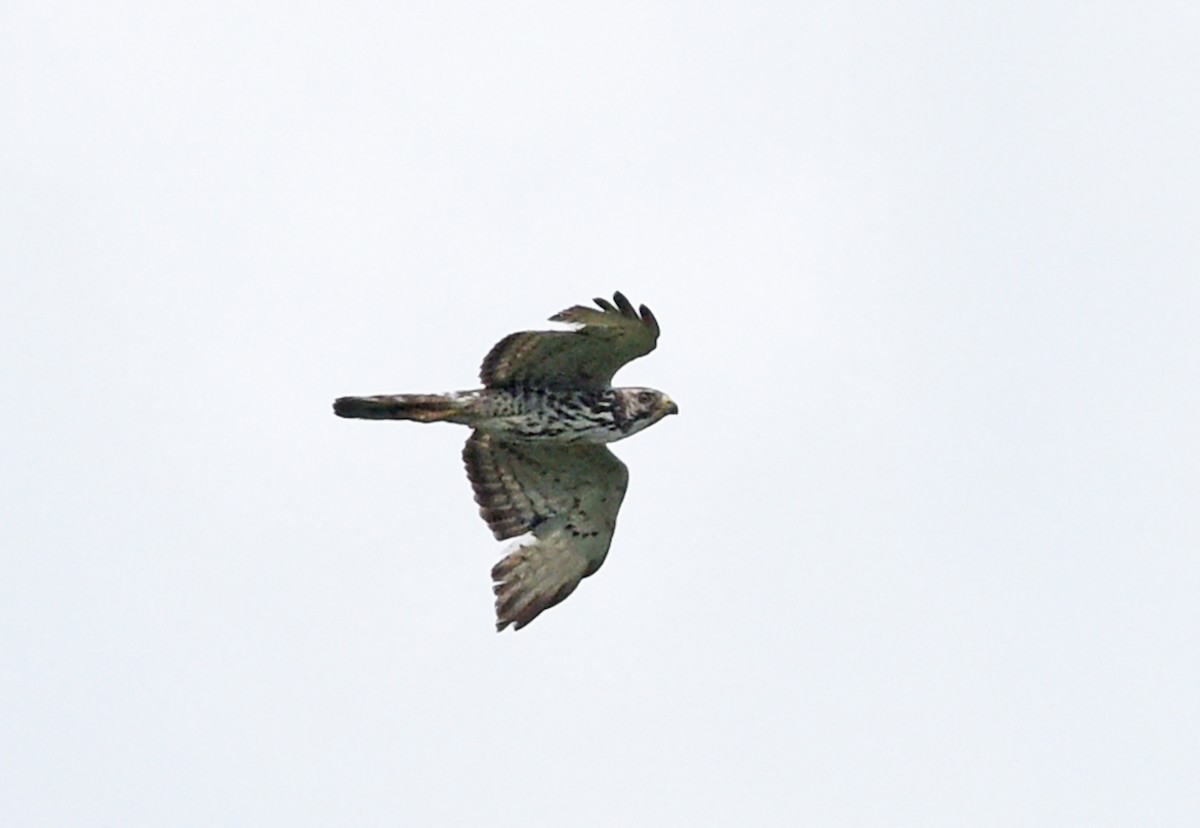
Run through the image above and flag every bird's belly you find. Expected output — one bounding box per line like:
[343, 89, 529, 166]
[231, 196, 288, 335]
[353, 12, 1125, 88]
[477, 412, 622, 443]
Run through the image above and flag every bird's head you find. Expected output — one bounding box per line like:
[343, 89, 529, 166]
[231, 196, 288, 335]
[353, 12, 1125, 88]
[613, 387, 678, 437]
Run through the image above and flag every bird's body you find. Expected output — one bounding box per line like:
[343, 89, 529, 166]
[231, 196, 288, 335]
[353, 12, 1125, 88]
[333, 386, 670, 444]
[334, 292, 675, 631]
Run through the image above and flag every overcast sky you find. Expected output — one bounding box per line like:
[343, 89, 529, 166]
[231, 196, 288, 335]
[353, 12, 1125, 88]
[3, 2, 1198, 825]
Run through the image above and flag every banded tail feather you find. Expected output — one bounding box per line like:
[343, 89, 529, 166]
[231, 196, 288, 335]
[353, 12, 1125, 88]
[333, 393, 464, 422]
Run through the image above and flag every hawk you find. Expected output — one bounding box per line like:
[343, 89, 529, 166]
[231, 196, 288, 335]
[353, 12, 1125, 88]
[334, 292, 677, 631]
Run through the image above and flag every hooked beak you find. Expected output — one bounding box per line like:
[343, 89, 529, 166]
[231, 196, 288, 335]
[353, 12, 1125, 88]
[661, 397, 679, 416]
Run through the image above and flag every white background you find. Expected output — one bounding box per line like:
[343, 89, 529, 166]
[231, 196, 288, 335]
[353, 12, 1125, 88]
[3, 2, 1197, 825]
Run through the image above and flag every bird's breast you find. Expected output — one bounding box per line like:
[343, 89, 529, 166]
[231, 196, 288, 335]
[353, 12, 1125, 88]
[475, 388, 623, 443]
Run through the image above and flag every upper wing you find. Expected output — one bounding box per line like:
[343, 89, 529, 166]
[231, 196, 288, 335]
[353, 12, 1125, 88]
[479, 291, 660, 390]
[462, 431, 629, 631]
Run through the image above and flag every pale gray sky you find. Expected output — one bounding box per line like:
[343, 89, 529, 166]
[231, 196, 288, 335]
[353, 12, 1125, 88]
[3, 2, 1198, 825]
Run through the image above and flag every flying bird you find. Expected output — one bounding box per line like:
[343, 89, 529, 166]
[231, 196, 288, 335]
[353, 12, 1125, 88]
[334, 292, 677, 631]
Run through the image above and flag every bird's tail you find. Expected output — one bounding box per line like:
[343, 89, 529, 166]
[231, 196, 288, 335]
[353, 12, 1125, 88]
[333, 393, 469, 422]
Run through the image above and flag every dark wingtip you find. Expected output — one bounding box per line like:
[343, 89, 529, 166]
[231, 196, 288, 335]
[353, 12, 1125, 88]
[639, 304, 660, 337]
[612, 292, 636, 317]
[601, 292, 659, 336]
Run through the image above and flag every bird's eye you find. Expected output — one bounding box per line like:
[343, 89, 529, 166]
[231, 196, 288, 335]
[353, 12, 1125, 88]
[637, 391, 655, 405]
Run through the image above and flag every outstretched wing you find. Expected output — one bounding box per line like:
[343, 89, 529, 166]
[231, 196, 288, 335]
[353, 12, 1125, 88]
[462, 431, 629, 631]
[479, 291, 660, 391]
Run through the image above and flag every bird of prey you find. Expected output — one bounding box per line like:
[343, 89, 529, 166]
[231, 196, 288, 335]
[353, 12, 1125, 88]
[334, 292, 677, 631]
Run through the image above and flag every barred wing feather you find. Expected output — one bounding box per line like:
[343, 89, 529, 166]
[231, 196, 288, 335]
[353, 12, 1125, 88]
[462, 432, 629, 630]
